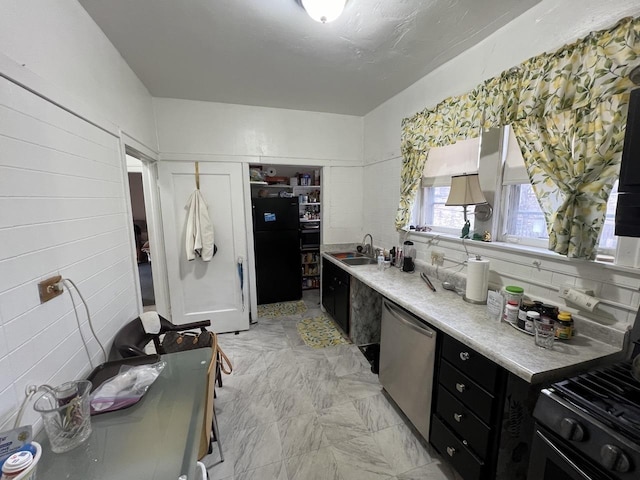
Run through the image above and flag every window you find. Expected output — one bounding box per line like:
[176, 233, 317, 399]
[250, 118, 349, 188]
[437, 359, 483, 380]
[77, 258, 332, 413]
[503, 183, 549, 247]
[598, 180, 618, 254]
[420, 186, 466, 233]
[414, 125, 621, 260]
[415, 137, 481, 233]
[501, 127, 619, 253]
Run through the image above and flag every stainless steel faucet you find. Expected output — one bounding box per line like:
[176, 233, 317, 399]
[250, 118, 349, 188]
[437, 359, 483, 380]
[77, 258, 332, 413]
[361, 233, 374, 258]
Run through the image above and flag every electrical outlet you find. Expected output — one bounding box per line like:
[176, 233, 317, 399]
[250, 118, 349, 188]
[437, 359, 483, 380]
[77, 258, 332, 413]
[38, 275, 63, 303]
[431, 251, 445, 266]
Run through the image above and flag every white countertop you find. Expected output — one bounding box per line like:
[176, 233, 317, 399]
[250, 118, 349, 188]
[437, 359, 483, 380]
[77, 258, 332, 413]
[322, 253, 625, 384]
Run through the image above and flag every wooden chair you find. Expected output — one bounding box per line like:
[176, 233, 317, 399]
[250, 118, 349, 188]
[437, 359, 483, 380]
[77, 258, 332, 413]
[199, 334, 224, 461]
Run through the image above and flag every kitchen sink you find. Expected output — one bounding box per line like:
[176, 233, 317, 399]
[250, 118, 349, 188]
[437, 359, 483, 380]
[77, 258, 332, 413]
[341, 257, 378, 266]
[328, 251, 365, 259]
[328, 251, 377, 266]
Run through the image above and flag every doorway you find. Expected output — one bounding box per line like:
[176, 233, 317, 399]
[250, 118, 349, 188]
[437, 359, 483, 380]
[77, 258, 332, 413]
[124, 147, 170, 319]
[248, 164, 322, 310]
[127, 155, 155, 311]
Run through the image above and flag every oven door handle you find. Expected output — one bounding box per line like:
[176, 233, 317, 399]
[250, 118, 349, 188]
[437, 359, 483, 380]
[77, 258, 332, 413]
[536, 430, 594, 480]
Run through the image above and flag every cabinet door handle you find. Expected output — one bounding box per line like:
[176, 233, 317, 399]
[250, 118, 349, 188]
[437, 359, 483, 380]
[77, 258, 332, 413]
[446, 446, 456, 457]
[459, 351, 470, 361]
[456, 383, 466, 393]
[454, 413, 463, 422]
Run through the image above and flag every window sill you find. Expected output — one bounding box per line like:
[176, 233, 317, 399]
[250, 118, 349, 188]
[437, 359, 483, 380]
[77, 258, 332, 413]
[407, 230, 639, 275]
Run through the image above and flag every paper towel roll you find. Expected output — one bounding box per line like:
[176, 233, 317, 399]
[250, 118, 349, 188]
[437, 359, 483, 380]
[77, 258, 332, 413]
[465, 257, 490, 304]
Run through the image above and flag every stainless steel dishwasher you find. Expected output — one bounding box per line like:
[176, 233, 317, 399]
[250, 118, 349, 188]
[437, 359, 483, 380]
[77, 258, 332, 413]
[379, 299, 437, 441]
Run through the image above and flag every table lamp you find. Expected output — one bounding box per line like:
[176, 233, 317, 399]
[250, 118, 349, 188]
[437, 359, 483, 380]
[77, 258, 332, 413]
[445, 173, 488, 238]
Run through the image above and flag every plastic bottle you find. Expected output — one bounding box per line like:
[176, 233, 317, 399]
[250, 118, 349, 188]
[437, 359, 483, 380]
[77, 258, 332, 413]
[1, 450, 33, 479]
[518, 300, 535, 330]
[525, 311, 540, 334]
[503, 302, 519, 324]
[556, 311, 574, 340]
[541, 304, 559, 325]
[377, 251, 384, 271]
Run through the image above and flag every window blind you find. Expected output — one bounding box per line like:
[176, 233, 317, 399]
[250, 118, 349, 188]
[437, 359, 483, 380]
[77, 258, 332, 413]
[421, 137, 480, 187]
[502, 126, 529, 185]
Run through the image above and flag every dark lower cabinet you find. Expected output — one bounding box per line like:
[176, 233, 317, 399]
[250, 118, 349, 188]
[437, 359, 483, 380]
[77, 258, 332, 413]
[321, 258, 350, 334]
[431, 335, 537, 480]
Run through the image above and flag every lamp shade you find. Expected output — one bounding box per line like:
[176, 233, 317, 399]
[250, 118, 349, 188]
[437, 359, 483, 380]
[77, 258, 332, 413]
[445, 174, 487, 206]
[301, 0, 346, 23]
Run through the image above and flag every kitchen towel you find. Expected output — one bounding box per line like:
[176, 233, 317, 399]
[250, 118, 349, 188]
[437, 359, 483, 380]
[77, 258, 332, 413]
[465, 256, 490, 304]
[185, 189, 215, 262]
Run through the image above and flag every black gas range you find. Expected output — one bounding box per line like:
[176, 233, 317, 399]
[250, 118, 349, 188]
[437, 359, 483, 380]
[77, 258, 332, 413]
[529, 354, 640, 479]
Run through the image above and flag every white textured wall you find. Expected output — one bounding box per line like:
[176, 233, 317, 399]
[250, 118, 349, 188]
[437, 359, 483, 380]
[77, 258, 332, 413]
[0, 0, 157, 150]
[0, 78, 139, 430]
[0, 0, 156, 430]
[154, 98, 366, 243]
[362, 0, 640, 333]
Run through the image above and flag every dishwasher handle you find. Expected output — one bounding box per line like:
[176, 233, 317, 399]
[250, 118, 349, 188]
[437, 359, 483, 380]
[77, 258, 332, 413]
[383, 301, 435, 338]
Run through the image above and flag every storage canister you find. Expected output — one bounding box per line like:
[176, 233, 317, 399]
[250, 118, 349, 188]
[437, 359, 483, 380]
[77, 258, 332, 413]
[504, 286, 524, 306]
[556, 311, 574, 340]
[525, 311, 540, 333]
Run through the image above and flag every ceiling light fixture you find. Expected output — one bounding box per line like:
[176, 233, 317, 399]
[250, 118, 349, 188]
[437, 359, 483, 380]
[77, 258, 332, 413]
[300, 0, 346, 23]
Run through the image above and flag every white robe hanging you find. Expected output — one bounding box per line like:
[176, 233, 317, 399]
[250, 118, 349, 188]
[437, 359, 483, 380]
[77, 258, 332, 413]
[185, 189, 215, 261]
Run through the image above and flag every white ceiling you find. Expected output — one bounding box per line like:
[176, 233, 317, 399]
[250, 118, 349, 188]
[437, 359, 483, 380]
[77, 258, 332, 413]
[79, 0, 540, 115]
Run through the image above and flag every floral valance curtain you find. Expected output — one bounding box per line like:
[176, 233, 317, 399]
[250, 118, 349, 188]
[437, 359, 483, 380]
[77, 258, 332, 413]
[396, 90, 484, 229]
[396, 16, 640, 259]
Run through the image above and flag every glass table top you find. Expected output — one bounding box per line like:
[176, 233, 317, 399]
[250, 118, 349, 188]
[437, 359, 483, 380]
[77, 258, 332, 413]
[36, 348, 211, 480]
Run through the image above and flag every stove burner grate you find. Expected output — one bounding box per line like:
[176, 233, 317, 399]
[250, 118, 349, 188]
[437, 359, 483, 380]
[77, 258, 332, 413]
[554, 361, 640, 443]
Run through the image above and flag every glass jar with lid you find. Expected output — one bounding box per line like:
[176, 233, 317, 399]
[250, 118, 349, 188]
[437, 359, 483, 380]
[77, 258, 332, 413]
[503, 285, 524, 307]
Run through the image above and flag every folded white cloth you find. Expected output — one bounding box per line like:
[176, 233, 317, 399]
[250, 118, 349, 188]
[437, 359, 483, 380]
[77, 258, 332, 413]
[140, 311, 161, 334]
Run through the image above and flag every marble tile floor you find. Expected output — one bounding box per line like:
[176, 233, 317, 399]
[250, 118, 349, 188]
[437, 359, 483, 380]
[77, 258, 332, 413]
[203, 290, 461, 480]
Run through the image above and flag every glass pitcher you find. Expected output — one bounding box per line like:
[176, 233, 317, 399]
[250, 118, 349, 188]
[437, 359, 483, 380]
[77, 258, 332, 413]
[33, 380, 92, 453]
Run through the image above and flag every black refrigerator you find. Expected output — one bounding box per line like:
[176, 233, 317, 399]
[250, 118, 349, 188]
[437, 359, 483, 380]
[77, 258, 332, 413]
[252, 197, 302, 304]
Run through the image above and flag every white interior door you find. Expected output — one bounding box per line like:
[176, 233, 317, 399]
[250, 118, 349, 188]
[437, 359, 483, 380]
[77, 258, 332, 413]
[158, 161, 249, 332]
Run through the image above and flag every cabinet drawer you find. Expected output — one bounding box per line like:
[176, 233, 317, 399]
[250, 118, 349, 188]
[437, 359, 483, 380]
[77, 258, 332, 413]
[442, 335, 499, 393]
[436, 385, 491, 458]
[430, 415, 484, 480]
[440, 361, 494, 425]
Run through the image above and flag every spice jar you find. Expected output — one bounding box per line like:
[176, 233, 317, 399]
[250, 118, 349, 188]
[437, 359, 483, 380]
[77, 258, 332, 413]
[525, 311, 540, 334]
[556, 311, 574, 340]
